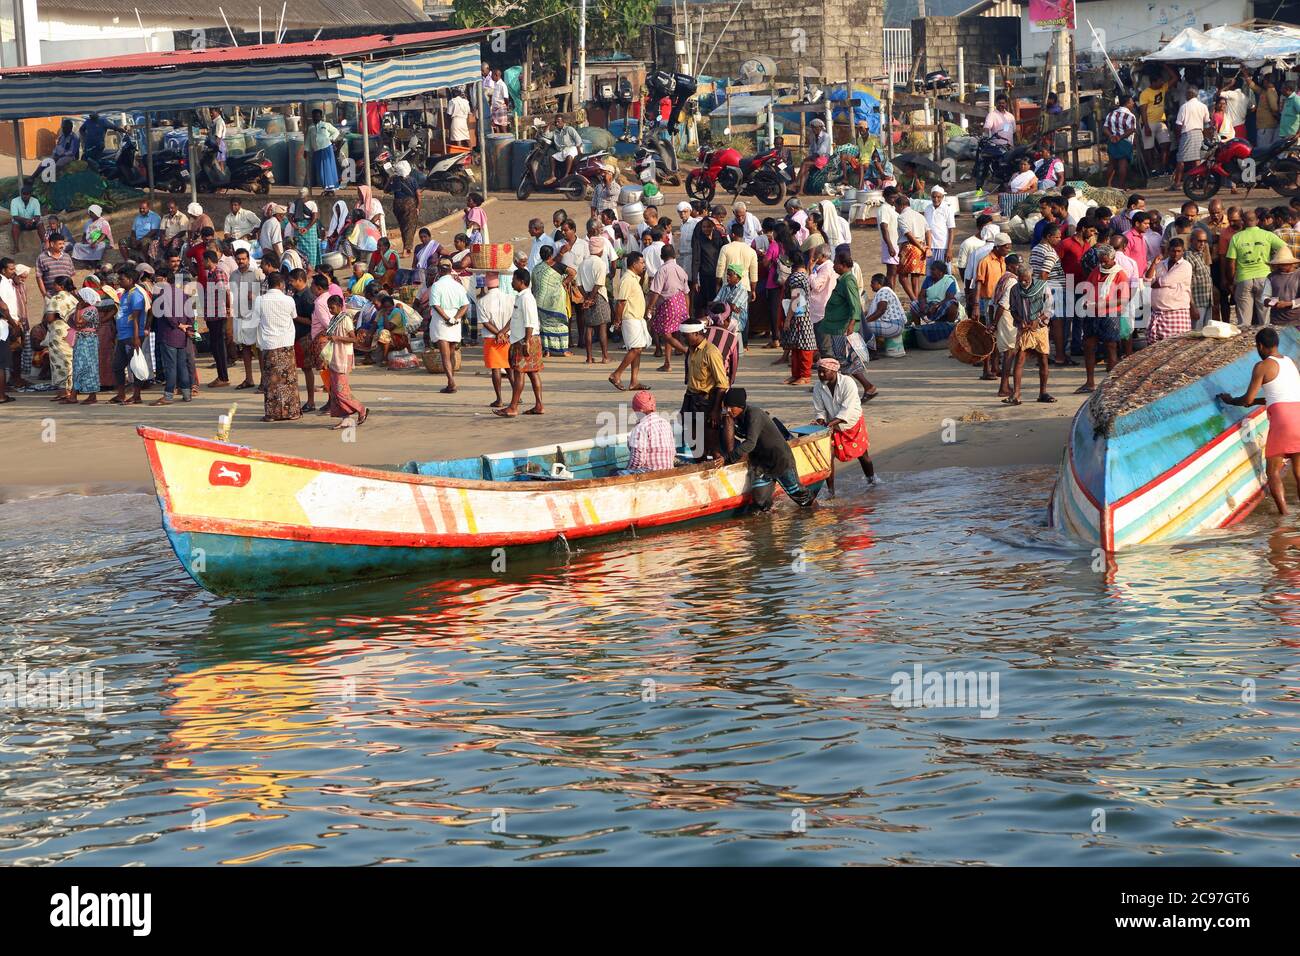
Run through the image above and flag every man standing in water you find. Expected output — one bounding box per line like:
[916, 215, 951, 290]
[1219, 326, 1300, 514]
[812, 358, 875, 486]
[722, 387, 816, 509]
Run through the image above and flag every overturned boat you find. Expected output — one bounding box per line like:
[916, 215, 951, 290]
[139, 424, 833, 599]
[1050, 327, 1300, 551]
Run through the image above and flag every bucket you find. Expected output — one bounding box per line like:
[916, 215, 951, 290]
[884, 333, 906, 358]
[618, 185, 644, 206]
[621, 201, 645, 226]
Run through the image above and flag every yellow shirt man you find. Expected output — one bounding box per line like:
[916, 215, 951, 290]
[1138, 83, 1166, 126]
[616, 269, 645, 322]
[715, 238, 758, 289]
[686, 338, 729, 394]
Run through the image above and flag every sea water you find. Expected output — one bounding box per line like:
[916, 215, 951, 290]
[0, 466, 1297, 865]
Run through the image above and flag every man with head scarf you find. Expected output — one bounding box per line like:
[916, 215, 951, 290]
[626, 389, 677, 473]
[723, 387, 816, 508]
[679, 320, 729, 460]
[1005, 263, 1055, 406]
[578, 230, 612, 362]
[813, 357, 874, 485]
[259, 203, 287, 259]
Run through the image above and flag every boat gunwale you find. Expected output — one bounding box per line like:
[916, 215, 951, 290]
[137, 424, 832, 494]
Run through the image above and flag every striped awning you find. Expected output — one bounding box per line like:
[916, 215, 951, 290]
[336, 43, 481, 102]
[0, 37, 483, 120]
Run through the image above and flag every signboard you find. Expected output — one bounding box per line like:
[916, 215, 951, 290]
[1029, 0, 1075, 32]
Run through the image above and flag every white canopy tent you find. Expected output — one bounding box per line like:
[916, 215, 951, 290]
[1143, 25, 1300, 66]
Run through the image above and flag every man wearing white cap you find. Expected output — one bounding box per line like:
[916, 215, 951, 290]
[924, 186, 956, 265]
[679, 318, 730, 460]
[796, 118, 832, 195]
[676, 201, 697, 278]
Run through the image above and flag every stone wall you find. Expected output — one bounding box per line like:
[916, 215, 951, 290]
[643, 0, 884, 81]
[909, 15, 1021, 76]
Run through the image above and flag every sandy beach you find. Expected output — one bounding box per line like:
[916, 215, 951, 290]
[3, 182, 1183, 497]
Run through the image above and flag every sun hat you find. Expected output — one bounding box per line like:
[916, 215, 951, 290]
[1270, 247, 1299, 265]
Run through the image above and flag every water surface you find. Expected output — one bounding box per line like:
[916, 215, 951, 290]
[1, 467, 1297, 865]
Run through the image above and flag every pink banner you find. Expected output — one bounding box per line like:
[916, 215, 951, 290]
[1029, 0, 1075, 32]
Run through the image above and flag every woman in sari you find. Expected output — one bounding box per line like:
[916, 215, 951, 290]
[72, 205, 112, 268]
[369, 237, 400, 290]
[325, 199, 351, 251]
[70, 288, 101, 403]
[645, 245, 690, 372]
[531, 246, 570, 356]
[388, 161, 421, 253]
[800, 213, 826, 254]
[44, 306, 73, 402]
[356, 184, 387, 237]
[817, 199, 852, 250]
[10, 264, 34, 387]
[322, 296, 368, 427]
[909, 260, 963, 326]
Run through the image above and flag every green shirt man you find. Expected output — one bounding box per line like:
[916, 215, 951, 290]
[1226, 226, 1285, 283]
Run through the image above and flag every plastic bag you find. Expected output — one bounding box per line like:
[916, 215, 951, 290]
[128, 347, 150, 381]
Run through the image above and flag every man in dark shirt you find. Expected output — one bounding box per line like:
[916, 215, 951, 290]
[723, 387, 816, 509]
[79, 113, 122, 165]
[288, 268, 319, 410]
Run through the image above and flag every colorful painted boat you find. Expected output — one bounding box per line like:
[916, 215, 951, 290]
[139, 423, 833, 598]
[1049, 327, 1300, 551]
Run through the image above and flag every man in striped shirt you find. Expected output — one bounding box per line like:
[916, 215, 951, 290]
[35, 235, 76, 299]
[1105, 94, 1138, 189]
[1031, 223, 1068, 365]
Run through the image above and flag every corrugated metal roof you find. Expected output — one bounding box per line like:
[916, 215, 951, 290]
[0, 28, 487, 77]
[35, 0, 429, 29]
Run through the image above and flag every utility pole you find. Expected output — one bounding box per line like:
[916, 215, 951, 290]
[577, 0, 588, 117]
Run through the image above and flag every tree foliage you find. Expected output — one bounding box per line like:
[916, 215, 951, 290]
[451, 0, 657, 66]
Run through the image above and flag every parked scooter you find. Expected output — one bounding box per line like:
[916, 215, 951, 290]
[196, 146, 274, 194]
[418, 151, 474, 196]
[94, 131, 189, 192]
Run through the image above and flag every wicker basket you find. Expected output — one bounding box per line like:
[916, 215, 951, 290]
[422, 345, 462, 374]
[470, 243, 514, 271]
[949, 318, 995, 366]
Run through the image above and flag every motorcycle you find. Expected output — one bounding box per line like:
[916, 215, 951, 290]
[912, 68, 954, 95]
[94, 131, 189, 192]
[1182, 134, 1300, 201]
[515, 123, 610, 200]
[972, 133, 1033, 192]
[417, 150, 473, 196]
[685, 145, 786, 205]
[196, 146, 274, 195]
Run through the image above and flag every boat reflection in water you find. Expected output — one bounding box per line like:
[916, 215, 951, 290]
[2, 466, 1298, 865]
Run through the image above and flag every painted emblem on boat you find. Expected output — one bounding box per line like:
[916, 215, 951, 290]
[209, 461, 251, 487]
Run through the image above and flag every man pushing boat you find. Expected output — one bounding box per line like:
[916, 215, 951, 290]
[1219, 326, 1300, 514]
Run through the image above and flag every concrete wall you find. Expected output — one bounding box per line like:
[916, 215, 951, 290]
[1020, 0, 1251, 63]
[910, 15, 1021, 76]
[649, 0, 884, 81]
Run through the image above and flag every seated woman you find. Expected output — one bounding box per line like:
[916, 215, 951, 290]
[860, 148, 896, 191]
[369, 237, 399, 290]
[371, 293, 416, 365]
[908, 260, 963, 331]
[72, 205, 112, 268]
[863, 273, 908, 349]
[897, 163, 927, 198]
[1007, 157, 1038, 194]
[1034, 148, 1064, 191]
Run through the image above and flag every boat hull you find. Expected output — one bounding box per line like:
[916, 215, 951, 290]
[140, 425, 834, 597]
[1049, 329, 1300, 551]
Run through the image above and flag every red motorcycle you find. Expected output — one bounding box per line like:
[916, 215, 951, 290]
[1183, 134, 1300, 201]
[685, 144, 787, 205]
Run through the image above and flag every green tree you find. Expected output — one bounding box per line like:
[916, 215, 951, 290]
[451, 0, 656, 66]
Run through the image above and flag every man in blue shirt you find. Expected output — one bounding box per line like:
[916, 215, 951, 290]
[120, 200, 161, 263]
[79, 113, 121, 164]
[1280, 80, 1300, 140]
[112, 267, 148, 405]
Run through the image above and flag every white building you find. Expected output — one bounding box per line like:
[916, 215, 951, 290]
[0, 0, 430, 66]
[960, 0, 1259, 65]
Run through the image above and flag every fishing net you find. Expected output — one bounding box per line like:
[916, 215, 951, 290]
[1088, 333, 1258, 437]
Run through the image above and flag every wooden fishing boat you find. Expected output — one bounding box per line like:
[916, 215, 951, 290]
[1049, 326, 1300, 551]
[139, 423, 833, 598]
